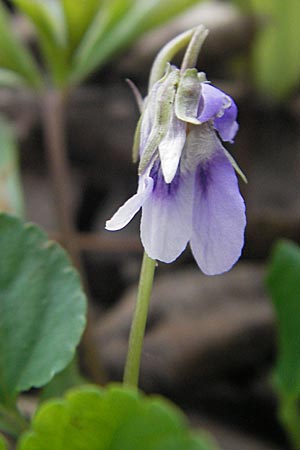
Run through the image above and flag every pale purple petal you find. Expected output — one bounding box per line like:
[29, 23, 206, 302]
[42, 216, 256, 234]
[106, 177, 153, 231]
[214, 100, 238, 143]
[158, 110, 186, 183]
[197, 84, 238, 142]
[141, 163, 193, 262]
[197, 83, 227, 122]
[190, 150, 246, 275]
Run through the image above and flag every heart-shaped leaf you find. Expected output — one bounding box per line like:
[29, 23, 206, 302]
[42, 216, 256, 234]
[17, 384, 217, 450]
[0, 214, 86, 405]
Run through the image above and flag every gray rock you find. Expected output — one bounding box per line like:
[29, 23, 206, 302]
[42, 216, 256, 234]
[191, 415, 283, 450]
[93, 263, 274, 391]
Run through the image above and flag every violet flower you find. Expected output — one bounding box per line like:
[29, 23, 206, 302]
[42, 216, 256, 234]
[106, 60, 246, 276]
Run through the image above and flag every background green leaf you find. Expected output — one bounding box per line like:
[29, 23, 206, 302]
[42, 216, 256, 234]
[13, 0, 68, 87]
[251, 0, 300, 100]
[0, 214, 86, 406]
[0, 433, 8, 450]
[17, 385, 217, 450]
[71, 0, 204, 84]
[0, 117, 24, 217]
[0, 1, 42, 88]
[61, 0, 103, 53]
[41, 357, 86, 401]
[266, 240, 300, 395]
[0, 69, 28, 88]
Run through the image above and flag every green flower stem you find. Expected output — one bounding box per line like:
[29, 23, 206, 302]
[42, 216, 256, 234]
[123, 252, 156, 388]
[278, 393, 300, 450]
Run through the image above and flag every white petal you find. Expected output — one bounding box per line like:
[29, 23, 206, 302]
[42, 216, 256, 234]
[158, 112, 186, 183]
[105, 177, 153, 231]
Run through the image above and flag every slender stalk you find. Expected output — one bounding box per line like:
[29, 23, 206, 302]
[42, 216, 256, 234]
[40, 89, 82, 271]
[123, 252, 156, 387]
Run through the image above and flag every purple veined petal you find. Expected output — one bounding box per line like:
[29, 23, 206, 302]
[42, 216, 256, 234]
[141, 163, 194, 263]
[197, 83, 228, 123]
[105, 176, 154, 231]
[190, 149, 246, 275]
[158, 110, 186, 183]
[214, 99, 238, 143]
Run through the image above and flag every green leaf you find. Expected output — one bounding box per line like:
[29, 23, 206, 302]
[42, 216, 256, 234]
[17, 384, 216, 450]
[266, 240, 300, 396]
[71, 0, 204, 84]
[252, 0, 300, 100]
[41, 357, 86, 401]
[0, 117, 25, 217]
[0, 214, 86, 406]
[0, 433, 8, 450]
[0, 69, 28, 88]
[13, 0, 69, 87]
[71, 0, 134, 83]
[0, 2, 42, 89]
[61, 0, 103, 53]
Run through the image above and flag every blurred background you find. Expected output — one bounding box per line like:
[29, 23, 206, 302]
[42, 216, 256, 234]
[1, 1, 300, 449]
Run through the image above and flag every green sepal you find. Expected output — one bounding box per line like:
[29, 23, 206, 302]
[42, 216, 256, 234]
[180, 25, 209, 72]
[175, 68, 201, 124]
[223, 149, 247, 184]
[138, 67, 180, 175]
[132, 114, 143, 163]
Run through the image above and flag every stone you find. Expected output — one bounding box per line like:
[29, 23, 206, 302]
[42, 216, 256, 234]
[92, 263, 274, 391]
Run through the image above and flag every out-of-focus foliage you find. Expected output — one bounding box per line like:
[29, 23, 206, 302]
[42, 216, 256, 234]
[13, 0, 69, 86]
[41, 357, 86, 401]
[267, 240, 300, 449]
[267, 240, 300, 395]
[1, 0, 205, 88]
[18, 384, 218, 450]
[0, 434, 7, 450]
[233, 0, 300, 100]
[0, 1, 42, 88]
[71, 0, 206, 83]
[0, 117, 24, 217]
[0, 214, 86, 407]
